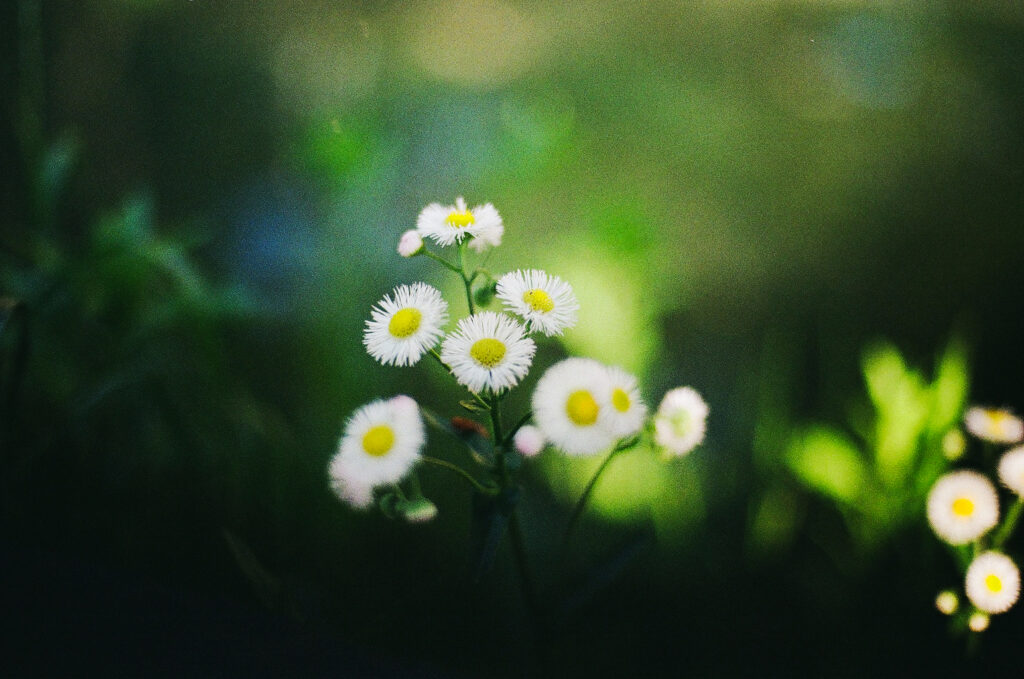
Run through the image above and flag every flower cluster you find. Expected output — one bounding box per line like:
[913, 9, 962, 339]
[927, 406, 1024, 628]
[326, 196, 709, 524]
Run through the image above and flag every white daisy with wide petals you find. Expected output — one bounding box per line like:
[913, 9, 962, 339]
[416, 196, 503, 248]
[496, 269, 579, 336]
[440, 312, 535, 393]
[966, 551, 1021, 614]
[998, 446, 1024, 496]
[926, 470, 999, 545]
[532, 358, 617, 456]
[328, 395, 426, 509]
[364, 283, 449, 367]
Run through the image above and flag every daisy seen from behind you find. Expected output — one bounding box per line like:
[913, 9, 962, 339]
[532, 358, 617, 456]
[964, 406, 1024, 445]
[965, 551, 1021, 614]
[329, 395, 426, 509]
[440, 311, 536, 394]
[926, 470, 999, 545]
[496, 269, 579, 337]
[417, 196, 503, 249]
[653, 387, 709, 457]
[364, 283, 449, 367]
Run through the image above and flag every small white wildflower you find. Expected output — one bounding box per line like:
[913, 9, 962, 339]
[532, 358, 617, 457]
[397, 229, 424, 257]
[328, 396, 426, 509]
[363, 283, 449, 367]
[440, 312, 535, 394]
[964, 406, 1024, 445]
[495, 269, 579, 336]
[968, 611, 990, 632]
[942, 429, 966, 461]
[416, 196, 502, 248]
[653, 387, 709, 457]
[513, 425, 545, 458]
[997, 446, 1024, 496]
[935, 590, 959, 615]
[966, 552, 1020, 614]
[602, 365, 647, 439]
[926, 470, 999, 545]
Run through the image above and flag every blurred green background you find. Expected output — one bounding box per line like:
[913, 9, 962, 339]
[3, 0, 1024, 676]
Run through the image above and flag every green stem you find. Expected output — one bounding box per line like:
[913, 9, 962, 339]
[562, 437, 640, 546]
[992, 498, 1024, 550]
[458, 241, 475, 315]
[423, 248, 462, 274]
[421, 456, 497, 495]
[508, 507, 542, 629]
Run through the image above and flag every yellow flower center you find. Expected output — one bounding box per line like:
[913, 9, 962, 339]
[566, 390, 599, 426]
[986, 574, 1003, 593]
[388, 308, 422, 338]
[470, 338, 506, 368]
[522, 288, 555, 313]
[362, 425, 395, 457]
[612, 388, 631, 413]
[952, 497, 974, 517]
[446, 210, 476, 228]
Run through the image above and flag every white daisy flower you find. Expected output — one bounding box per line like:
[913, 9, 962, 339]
[926, 470, 999, 545]
[532, 358, 617, 456]
[440, 312, 535, 394]
[602, 365, 647, 439]
[397, 229, 424, 257]
[964, 406, 1024, 444]
[935, 590, 959, 615]
[513, 425, 545, 458]
[998, 446, 1024, 496]
[966, 551, 1021, 614]
[416, 196, 502, 248]
[653, 387, 709, 457]
[363, 283, 449, 367]
[968, 612, 990, 632]
[467, 203, 503, 253]
[495, 269, 579, 336]
[328, 395, 426, 509]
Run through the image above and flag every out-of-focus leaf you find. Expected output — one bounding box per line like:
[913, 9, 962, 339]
[469, 487, 518, 582]
[223, 529, 282, 611]
[0, 298, 29, 414]
[786, 426, 867, 504]
[748, 487, 800, 558]
[861, 342, 928, 486]
[927, 338, 969, 436]
[38, 134, 79, 210]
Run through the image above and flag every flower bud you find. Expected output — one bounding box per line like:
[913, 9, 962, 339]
[398, 230, 424, 258]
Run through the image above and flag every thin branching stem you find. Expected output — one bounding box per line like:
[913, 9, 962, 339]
[421, 456, 497, 495]
[562, 437, 640, 547]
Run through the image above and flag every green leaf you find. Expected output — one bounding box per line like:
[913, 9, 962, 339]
[861, 342, 928, 486]
[223, 530, 282, 611]
[786, 426, 867, 504]
[927, 338, 969, 437]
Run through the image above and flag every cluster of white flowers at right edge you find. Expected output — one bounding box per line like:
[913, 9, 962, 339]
[927, 437, 1024, 629]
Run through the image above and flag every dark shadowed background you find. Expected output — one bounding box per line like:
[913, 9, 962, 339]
[3, 1, 1024, 676]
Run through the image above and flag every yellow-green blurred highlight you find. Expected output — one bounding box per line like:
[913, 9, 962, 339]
[541, 443, 705, 536]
